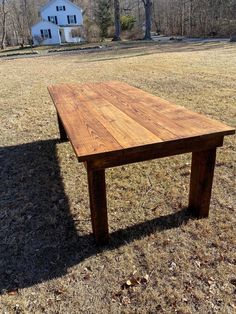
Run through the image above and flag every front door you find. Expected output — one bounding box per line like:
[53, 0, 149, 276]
[59, 29, 66, 43]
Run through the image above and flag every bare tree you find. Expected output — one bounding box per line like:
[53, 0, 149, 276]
[1, 0, 236, 46]
[142, 0, 152, 40]
[0, 0, 8, 49]
[113, 0, 121, 40]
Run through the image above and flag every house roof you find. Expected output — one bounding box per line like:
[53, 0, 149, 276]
[31, 19, 59, 29]
[40, 0, 82, 13]
[59, 25, 83, 28]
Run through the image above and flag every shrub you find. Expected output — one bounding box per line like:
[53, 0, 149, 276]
[121, 15, 136, 31]
[84, 17, 100, 43]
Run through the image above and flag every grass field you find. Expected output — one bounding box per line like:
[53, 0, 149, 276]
[0, 42, 235, 314]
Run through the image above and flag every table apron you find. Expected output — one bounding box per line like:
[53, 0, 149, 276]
[85, 136, 224, 170]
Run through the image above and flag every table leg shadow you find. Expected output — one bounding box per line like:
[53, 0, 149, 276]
[0, 139, 193, 293]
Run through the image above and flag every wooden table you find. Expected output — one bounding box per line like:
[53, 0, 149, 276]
[48, 81, 235, 244]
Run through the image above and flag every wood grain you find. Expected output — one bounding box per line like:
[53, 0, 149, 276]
[48, 84, 122, 158]
[48, 82, 235, 163]
[87, 136, 224, 170]
[57, 113, 68, 142]
[189, 148, 217, 217]
[104, 81, 234, 136]
[70, 85, 161, 148]
[87, 167, 109, 244]
[48, 81, 235, 245]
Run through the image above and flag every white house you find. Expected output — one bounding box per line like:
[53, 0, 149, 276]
[31, 0, 84, 45]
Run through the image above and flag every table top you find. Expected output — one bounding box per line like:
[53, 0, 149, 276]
[48, 81, 235, 162]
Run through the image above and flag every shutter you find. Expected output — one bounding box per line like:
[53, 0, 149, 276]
[55, 16, 58, 24]
[48, 29, 52, 39]
[40, 29, 44, 38]
[48, 16, 50, 22]
[67, 15, 70, 24]
[63, 6, 65, 11]
[56, 6, 58, 11]
[74, 15, 77, 24]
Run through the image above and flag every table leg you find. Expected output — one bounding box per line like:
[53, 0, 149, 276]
[87, 167, 109, 244]
[189, 148, 217, 217]
[57, 113, 67, 141]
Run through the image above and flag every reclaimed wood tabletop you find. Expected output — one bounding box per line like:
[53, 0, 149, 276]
[48, 81, 235, 244]
[48, 81, 234, 162]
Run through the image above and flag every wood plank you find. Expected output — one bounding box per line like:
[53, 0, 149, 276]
[48, 81, 235, 161]
[48, 84, 123, 157]
[87, 136, 224, 169]
[105, 81, 235, 137]
[70, 84, 161, 148]
[101, 82, 205, 137]
[106, 81, 185, 113]
[166, 108, 234, 135]
[86, 83, 178, 140]
[57, 112, 122, 157]
[48, 85, 79, 114]
[189, 148, 217, 217]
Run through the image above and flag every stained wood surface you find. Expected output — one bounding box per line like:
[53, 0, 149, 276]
[57, 113, 67, 142]
[87, 167, 109, 244]
[189, 148, 217, 218]
[48, 81, 235, 162]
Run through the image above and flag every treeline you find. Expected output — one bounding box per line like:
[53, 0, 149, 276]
[154, 0, 236, 37]
[1, 0, 236, 48]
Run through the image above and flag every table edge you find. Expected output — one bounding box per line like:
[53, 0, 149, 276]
[47, 83, 235, 164]
[76, 130, 234, 163]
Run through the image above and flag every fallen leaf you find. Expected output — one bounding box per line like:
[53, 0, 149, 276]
[132, 270, 137, 276]
[169, 261, 177, 270]
[86, 266, 92, 272]
[83, 273, 91, 280]
[54, 288, 65, 295]
[7, 289, 18, 296]
[126, 279, 132, 286]
[126, 277, 140, 287]
[140, 274, 149, 284]
[122, 296, 131, 305]
[230, 278, 236, 286]
[163, 239, 171, 246]
[229, 303, 236, 309]
[114, 291, 122, 297]
[195, 261, 201, 268]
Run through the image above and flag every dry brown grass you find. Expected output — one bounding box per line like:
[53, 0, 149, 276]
[0, 42, 235, 314]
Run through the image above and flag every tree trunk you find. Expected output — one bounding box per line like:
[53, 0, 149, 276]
[152, 0, 158, 33]
[113, 0, 121, 41]
[142, 0, 152, 40]
[181, 0, 185, 36]
[1, 0, 7, 49]
[188, 0, 192, 37]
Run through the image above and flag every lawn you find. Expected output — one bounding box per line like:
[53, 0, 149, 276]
[0, 42, 235, 314]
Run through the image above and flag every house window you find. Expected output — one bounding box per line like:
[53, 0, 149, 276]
[56, 6, 65, 11]
[40, 29, 52, 39]
[67, 15, 77, 24]
[48, 16, 58, 24]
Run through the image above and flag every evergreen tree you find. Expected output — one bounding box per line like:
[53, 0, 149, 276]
[96, 0, 112, 40]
